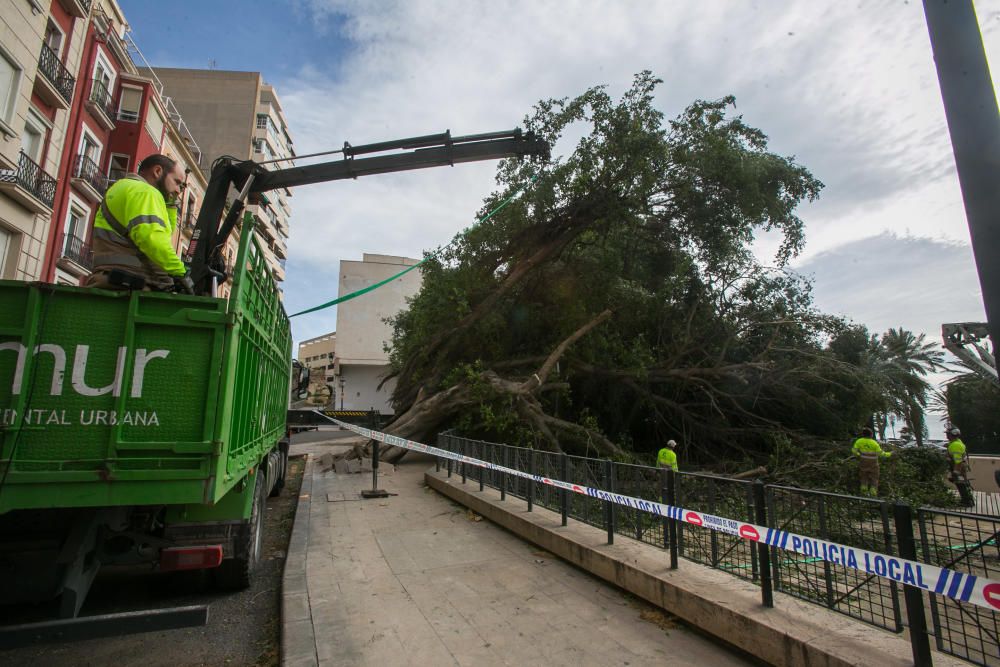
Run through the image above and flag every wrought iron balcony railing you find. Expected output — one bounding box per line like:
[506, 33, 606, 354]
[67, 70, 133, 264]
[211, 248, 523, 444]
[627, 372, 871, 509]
[183, 210, 197, 230]
[37, 43, 75, 103]
[88, 78, 116, 119]
[62, 233, 93, 269]
[73, 154, 108, 195]
[0, 150, 57, 208]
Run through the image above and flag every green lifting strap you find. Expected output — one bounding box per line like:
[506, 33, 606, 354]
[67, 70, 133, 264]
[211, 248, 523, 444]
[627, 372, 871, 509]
[289, 175, 537, 318]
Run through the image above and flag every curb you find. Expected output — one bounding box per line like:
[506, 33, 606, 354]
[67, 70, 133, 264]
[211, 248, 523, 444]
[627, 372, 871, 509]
[281, 454, 318, 667]
[426, 469, 967, 667]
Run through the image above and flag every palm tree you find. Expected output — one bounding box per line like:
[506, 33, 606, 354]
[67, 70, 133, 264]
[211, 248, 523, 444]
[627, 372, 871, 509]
[878, 328, 947, 445]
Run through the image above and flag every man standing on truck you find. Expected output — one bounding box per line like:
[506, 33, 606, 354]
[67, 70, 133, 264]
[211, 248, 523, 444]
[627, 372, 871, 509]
[85, 154, 194, 293]
[852, 427, 890, 497]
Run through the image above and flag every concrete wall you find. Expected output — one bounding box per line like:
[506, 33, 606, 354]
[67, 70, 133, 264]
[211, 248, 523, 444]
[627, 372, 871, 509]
[335, 254, 422, 363]
[149, 68, 259, 165]
[338, 362, 396, 413]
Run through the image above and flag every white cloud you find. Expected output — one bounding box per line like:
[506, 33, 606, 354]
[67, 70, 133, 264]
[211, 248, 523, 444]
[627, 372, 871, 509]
[278, 0, 1000, 346]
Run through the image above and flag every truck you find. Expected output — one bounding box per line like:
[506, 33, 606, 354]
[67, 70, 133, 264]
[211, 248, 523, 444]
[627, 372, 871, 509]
[0, 129, 548, 630]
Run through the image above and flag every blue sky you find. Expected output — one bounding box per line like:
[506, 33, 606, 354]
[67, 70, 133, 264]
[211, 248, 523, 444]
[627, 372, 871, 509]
[117, 2, 999, 415]
[119, 1, 352, 84]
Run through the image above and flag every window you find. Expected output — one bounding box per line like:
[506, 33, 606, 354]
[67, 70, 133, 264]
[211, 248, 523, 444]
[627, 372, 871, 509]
[108, 153, 128, 181]
[0, 50, 21, 127]
[256, 114, 268, 129]
[145, 105, 164, 145]
[80, 132, 100, 163]
[92, 56, 113, 104]
[0, 225, 11, 277]
[44, 20, 64, 59]
[21, 110, 47, 163]
[65, 204, 86, 241]
[118, 86, 142, 122]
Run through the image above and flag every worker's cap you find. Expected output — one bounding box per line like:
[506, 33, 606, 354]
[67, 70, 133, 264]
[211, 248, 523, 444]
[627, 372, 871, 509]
[666, 439, 677, 448]
[947, 427, 961, 437]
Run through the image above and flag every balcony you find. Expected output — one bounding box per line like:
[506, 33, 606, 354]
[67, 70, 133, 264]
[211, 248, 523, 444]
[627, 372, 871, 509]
[85, 79, 116, 130]
[34, 44, 75, 109]
[58, 234, 93, 276]
[0, 150, 56, 213]
[71, 154, 108, 204]
[181, 210, 197, 231]
[58, 0, 92, 18]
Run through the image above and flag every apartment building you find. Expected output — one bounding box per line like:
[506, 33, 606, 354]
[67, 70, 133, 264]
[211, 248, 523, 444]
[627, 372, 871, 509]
[0, 0, 89, 280]
[298, 332, 337, 404]
[333, 254, 423, 414]
[148, 68, 294, 286]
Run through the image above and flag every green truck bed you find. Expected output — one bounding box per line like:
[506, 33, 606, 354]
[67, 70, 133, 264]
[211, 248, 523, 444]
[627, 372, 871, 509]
[0, 227, 291, 515]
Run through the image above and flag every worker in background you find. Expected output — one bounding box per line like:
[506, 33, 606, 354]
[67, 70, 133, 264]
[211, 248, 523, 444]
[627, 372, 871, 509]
[945, 427, 974, 506]
[852, 427, 890, 497]
[85, 154, 194, 294]
[657, 439, 679, 472]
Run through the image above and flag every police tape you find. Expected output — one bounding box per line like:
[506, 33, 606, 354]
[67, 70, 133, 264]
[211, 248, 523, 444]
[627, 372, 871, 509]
[317, 412, 1000, 613]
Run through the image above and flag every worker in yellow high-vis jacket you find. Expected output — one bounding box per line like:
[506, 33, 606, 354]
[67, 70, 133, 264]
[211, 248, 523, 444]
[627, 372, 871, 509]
[85, 154, 194, 293]
[657, 439, 679, 472]
[852, 427, 890, 497]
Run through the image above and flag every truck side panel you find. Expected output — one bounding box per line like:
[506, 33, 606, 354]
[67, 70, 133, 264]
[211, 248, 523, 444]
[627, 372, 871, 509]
[0, 285, 228, 513]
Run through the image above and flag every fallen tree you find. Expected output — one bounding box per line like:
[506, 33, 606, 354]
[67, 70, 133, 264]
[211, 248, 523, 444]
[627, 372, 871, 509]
[341, 72, 917, 473]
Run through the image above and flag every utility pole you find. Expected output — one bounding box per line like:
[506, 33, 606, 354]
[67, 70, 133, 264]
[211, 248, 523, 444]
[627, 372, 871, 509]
[922, 0, 1000, 348]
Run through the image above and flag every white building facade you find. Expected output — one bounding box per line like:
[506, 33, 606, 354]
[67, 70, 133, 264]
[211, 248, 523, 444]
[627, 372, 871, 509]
[333, 253, 422, 413]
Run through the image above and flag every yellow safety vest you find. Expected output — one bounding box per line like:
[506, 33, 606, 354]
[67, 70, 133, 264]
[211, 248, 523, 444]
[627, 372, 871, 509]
[947, 438, 967, 465]
[657, 448, 678, 471]
[852, 437, 890, 459]
[93, 174, 185, 276]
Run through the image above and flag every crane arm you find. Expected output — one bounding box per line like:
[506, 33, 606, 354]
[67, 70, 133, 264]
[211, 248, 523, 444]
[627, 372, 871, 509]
[187, 129, 549, 294]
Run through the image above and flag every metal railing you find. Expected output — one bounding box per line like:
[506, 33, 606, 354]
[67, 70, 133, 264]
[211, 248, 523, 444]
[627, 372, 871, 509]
[73, 154, 107, 195]
[0, 151, 56, 208]
[435, 432, 1000, 667]
[183, 210, 197, 230]
[88, 78, 115, 119]
[37, 43, 75, 103]
[61, 234, 92, 269]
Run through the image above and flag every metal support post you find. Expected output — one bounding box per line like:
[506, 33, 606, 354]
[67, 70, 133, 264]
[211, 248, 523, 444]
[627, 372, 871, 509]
[479, 441, 485, 492]
[560, 453, 569, 526]
[667, 469, 678, 569]
[527, 448, 534, 512]
[753, 481, 773, 607]
[500, 447, 507, 501]
[604, 460, 615, 545]
[447, 434, 453, 478]
[893, 502, 933, 667]
[460, 439, 467, 484]
[361, 410, 389, 498]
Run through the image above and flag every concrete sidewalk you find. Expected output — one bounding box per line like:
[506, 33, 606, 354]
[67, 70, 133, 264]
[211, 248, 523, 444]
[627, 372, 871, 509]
[281, 451, 751, 666]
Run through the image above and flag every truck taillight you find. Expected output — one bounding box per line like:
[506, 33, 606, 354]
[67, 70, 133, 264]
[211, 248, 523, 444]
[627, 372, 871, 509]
[160, 545, 224, 571]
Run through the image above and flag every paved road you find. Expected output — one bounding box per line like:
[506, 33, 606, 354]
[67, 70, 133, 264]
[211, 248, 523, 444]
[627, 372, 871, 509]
[288, 452, 753, 666]
[0, 458, 306, 667]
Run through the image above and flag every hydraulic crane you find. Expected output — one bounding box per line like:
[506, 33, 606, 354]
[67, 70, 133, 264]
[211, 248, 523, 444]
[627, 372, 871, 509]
[186, 129, 549, 295]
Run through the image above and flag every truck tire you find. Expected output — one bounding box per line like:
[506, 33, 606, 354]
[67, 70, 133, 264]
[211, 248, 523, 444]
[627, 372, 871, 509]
[269, 448, 288, 498]
[214, 471, 265, 590]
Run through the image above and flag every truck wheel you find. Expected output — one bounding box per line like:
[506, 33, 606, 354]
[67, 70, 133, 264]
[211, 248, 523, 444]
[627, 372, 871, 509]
[269, 448, 288, 498]
[215, 471, 265, 590]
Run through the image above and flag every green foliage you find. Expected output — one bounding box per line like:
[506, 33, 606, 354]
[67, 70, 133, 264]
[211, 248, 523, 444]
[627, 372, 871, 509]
[386, 72, 949, 502]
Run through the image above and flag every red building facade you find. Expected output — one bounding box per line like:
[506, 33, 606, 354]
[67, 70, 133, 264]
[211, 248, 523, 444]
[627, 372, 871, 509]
[41, 1, 207, 286]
